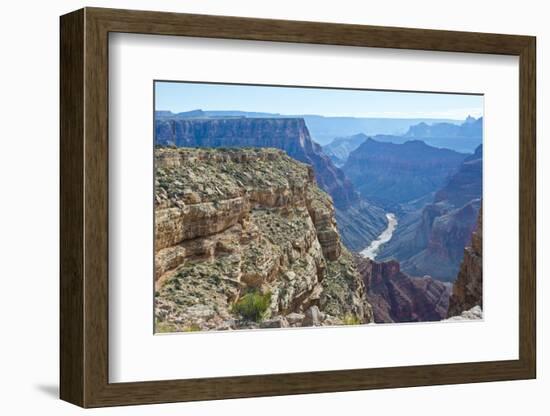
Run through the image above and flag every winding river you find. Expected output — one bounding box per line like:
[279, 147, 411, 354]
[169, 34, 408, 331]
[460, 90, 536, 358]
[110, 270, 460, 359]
[360, 213, 398, 260]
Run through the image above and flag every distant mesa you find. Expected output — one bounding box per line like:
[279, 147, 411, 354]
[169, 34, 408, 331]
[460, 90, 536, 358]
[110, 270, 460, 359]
[321, 116, 482, 165]
[404, 116, 482, 139]
[156, 109, 465, 146]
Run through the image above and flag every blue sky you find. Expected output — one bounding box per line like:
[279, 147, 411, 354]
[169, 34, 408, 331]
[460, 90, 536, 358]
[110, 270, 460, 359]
[155, 81, 483, 119]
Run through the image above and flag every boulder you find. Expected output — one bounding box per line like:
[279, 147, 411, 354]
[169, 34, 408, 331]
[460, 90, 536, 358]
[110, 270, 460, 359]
[286, 312, 305, 326]
[302, 306, 322, 326]
[260, 316, 289, 329]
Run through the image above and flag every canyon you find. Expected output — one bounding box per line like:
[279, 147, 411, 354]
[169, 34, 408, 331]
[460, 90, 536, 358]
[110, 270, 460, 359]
[378, 145, 482, 281]
[154, 114, 483, 329]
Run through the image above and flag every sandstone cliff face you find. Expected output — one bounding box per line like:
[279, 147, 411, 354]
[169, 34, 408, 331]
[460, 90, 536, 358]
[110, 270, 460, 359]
[447, 208, 483, 318]
[356, 256, 451, 323]
[154, 147, 372, 332]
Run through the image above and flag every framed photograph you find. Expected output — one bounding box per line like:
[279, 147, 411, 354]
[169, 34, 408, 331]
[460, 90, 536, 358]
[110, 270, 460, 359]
[60, 7, 536, 408]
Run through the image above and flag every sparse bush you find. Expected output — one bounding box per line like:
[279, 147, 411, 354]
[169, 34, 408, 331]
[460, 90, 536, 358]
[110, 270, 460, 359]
[232, 290, 271, 322]
[342, 314, 361, 326]
[183, 324, 201, 332]
[155, 320, 177, 333]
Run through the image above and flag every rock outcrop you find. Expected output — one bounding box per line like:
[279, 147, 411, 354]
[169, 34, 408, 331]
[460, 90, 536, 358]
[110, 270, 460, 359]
[155, 117, 358, 209]
[154, 147, 372, 332]
[155, 116, 388, 251]
[445, 305, 482, 321]
[400, 199, 481, 281]
[447, 208, 483, 317]
[356, 256, 451, 323]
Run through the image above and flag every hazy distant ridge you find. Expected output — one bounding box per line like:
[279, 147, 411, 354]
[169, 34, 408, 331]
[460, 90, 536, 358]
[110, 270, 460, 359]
[155, 109, 463, 145]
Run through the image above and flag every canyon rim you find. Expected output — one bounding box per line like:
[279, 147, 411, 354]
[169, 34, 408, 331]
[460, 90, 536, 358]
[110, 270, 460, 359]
[153, 81, 484, 333]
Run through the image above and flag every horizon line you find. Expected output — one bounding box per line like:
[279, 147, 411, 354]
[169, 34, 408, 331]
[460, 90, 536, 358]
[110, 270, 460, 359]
[155, 109, 482, 121]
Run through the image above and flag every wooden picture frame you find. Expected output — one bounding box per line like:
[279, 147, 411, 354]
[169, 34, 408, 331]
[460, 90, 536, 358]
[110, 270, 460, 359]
[60, 7, 536, 408]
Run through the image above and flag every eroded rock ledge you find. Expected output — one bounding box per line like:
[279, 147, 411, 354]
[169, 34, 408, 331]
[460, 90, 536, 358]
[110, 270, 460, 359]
[154, 147, 372, 331]
[447, 207, 483, 318]
[356, 256, 451, 323]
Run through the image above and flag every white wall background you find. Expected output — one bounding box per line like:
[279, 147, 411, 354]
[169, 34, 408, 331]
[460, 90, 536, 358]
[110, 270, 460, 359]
[0, 0, 546, 414]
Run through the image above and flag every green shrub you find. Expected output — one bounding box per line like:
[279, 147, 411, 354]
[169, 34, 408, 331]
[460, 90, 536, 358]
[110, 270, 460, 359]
[183, 324, 201, 332]
[342, 314, 361, 326]
[155, 320, 177, 333]
[232, 290, 271, 322]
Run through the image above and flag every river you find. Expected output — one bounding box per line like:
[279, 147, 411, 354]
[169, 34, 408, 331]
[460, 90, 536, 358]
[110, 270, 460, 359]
[360, 213, 398, 260]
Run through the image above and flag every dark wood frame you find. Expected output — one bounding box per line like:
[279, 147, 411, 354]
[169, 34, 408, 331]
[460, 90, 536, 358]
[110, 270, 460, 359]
[60, 7, 536, 408]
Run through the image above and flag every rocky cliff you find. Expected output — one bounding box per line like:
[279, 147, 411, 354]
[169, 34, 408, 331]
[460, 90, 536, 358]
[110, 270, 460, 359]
[155, 117, 358, 209]
[154, 147, 372, 332]
[400, 199, 481, 281]
[356, 256, 451, 323]
[433, 145, 483, 207]
[155, 116, 388, 251]
[447, 208, 483, 317]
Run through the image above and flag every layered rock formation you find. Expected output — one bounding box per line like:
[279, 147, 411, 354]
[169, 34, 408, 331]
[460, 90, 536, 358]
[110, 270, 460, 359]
[433, 145, 483, 207]
[154, 147, 372, 332]
[343, 138, 467, 208]
[155, 110, 460, 145]
[155, 116, 388, 251]
[447, 209, 483, 317]
[355, 256, 451, 323]
[155, 117, 358, 209]
[399, 199, 481, 281]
